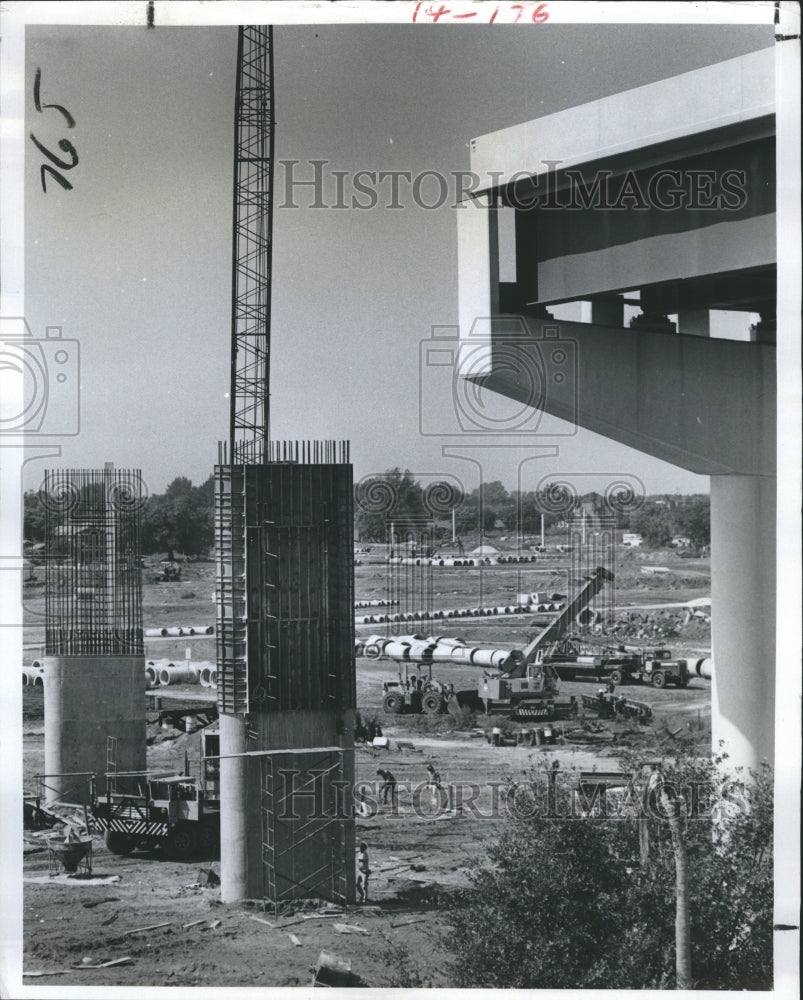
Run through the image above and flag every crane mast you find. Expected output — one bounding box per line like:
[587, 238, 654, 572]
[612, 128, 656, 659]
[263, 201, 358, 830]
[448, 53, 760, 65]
[229, 25, 275, 462]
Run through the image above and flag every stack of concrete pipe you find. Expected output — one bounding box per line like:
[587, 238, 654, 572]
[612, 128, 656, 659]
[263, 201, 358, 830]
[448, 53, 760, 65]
[22, 663, 44, 686]
[145, 658, 219, 689]
[354, 601, 557, 626]
[387, 555, 539, 567]
[354, 599, 398, 609]
[361, 633, 512, 669]
[144, 625, 215, 638]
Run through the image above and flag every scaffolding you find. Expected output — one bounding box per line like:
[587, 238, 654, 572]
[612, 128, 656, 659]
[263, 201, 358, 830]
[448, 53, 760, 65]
[260, 748, 349, 907]
[43, 466, 144, 656]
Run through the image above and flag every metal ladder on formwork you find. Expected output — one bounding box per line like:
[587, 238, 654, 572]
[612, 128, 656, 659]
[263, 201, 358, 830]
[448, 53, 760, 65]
[260, 756, 279, 913]
[259, 753, 349, 910]
[215, 464, 249, 714]
[106, 736, 118, 796]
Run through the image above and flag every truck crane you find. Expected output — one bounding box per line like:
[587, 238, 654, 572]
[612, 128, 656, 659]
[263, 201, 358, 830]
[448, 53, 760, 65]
[477, 566, 613, 717]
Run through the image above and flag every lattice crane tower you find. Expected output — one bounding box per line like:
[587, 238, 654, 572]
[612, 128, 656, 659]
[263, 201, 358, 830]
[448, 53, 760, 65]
[216, 26, 356, 906]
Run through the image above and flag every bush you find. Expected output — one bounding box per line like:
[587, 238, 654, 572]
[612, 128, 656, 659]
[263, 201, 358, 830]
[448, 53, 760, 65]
[442, 749, 772, 990]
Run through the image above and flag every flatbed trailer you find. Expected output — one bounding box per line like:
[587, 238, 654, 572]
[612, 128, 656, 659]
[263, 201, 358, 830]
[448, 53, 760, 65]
[146, 690, 218, 730]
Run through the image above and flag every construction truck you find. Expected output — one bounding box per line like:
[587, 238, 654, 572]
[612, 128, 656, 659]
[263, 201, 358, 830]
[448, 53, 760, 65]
[93, 729, 220, 859]
[627, 650, 689, 688]
[540, 636, 688, 688]
[475, 567, 614, 719]
[152, 558, 182, 583]
[382, 662, 456, 715]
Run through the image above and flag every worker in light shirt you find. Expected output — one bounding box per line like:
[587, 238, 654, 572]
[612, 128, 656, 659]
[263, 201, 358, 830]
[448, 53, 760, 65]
[356, 841, 371, 902]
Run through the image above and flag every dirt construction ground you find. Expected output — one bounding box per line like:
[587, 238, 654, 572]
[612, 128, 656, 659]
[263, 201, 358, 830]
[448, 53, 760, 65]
[20, 551, 712, 988]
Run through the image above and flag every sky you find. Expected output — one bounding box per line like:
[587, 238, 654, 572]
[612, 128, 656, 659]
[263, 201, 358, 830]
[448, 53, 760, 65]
[22, 17, 775, 500]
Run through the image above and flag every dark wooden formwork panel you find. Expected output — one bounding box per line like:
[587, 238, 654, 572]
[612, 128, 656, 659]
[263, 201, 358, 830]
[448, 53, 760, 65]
[216, 462, 355, 714]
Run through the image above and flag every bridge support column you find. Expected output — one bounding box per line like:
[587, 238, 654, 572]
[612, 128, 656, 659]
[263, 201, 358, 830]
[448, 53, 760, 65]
[710, 474, 776, 769]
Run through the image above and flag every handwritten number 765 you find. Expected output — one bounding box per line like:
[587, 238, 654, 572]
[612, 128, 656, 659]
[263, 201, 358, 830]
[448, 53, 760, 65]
[31, 68, 77, 193]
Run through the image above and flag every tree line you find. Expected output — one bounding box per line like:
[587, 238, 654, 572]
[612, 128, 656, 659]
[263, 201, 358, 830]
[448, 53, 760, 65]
[354, 469, 710, 548]
[23, 468, 710, 554]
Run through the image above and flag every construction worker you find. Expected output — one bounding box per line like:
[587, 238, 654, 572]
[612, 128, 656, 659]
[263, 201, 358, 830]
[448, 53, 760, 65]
[425, 763, 442, 805]
[356, 841, 371, 902]
[376, 768, 397, 807]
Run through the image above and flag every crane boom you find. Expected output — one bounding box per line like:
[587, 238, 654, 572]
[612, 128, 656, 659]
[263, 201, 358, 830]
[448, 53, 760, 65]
[506, 566, 614, 676]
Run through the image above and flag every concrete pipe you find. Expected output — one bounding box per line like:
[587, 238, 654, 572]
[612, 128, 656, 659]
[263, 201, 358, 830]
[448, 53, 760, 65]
[157, 664, 196, 686]
[33, 671, 44, 686]
[199, 665, 212, 687]
[164, 627, 184, 637]
[382, 641, 412, 661]
[471, 648, 508, 668]
[210, 670, 217, 688]
[431, 646, 460, 663]
[695, 657, 713, 680]
[426, 636, 460, 647]
[145, 628, 169, 638]
[407, 640, 437, 661]
[22, 668, 32, 686]
[31, 659, 43, 669]
[145, 665, 159, 686]
[363, 636, 388, 659]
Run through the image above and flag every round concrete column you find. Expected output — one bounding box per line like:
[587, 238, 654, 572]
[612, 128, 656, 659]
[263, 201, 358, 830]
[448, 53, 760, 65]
[219, 713, 252, 903]
[710, 474, 775, 769]
[43, 655, 146, 804]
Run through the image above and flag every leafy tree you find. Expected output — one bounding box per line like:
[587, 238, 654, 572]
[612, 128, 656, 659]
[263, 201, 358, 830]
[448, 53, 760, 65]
[674, 495, 710, 547]
[443, 749, 772, 990]
[141, 476, 214, 555]
[630, 502, 675, 548]
[354, 469, 427, 542]
[23, 490, 48, 543]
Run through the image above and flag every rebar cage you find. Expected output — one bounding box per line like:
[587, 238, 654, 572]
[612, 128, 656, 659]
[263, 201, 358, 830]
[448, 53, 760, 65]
[43, 466, 144, 655]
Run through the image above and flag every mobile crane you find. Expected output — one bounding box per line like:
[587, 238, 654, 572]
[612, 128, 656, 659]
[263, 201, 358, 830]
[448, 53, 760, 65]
[476, 566, 614, 718]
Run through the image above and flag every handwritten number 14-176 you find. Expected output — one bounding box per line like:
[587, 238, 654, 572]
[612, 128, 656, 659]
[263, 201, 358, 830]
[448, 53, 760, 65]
[31, 68, 78, 193]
